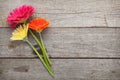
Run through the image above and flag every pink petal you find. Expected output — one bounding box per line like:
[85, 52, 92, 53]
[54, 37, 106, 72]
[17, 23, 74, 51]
[10, 23, 17, 29]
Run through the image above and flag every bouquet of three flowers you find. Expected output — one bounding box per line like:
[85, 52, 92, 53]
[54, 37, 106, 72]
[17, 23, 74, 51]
[7, 5, 54, 77]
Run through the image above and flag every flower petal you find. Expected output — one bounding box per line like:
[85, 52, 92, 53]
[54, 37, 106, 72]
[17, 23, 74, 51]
[10, 24, 28, 40]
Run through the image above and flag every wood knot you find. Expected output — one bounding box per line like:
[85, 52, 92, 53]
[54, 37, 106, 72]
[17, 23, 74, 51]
[7, 44, 16, 49]
[13, 66, 29, 72]
[7, 41, 22, 49]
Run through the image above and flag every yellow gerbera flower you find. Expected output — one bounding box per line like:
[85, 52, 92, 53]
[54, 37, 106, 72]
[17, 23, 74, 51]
[10, 24, 28, 40]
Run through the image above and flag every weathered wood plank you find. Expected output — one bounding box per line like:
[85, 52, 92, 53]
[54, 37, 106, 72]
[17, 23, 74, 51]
[0, 0, 120, 27]
[0, 59, 120, 80]
[0, 0, 119, 14]
[0, 13, 106, 27]
[0, 28, 120, 58]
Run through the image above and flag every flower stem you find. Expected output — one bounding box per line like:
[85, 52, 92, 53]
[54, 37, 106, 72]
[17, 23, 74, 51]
[29, 29, 51, 68]
[25, 39, 54, 77]
[38, 32, 51, 65]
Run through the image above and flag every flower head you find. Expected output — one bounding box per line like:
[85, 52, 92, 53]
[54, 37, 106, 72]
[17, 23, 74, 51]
[10, 24, 28, 40]
[7, 5, 35, 28]
[29, 18, 49, 32]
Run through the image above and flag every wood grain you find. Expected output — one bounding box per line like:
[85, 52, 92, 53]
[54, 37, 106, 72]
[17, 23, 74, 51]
[0, 0, 120, 27]
[0, 0, 120, 79]
[0, 59, 120, 80]
[0, 0, 119, 14]
[0, 13, 106, 27]
[0, 28, 120, 58]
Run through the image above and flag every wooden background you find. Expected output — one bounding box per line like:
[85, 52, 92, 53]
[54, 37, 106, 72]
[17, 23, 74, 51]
[0, 0, 120, 80]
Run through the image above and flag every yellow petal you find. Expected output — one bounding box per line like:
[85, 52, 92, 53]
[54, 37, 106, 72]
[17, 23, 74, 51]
[10, 24, 28, 41]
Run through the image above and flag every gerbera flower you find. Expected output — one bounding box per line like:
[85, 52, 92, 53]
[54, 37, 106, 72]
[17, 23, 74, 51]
[10, 24, 28, 40]
[29, 18, 49, 32]
[7, 5, 35, 28]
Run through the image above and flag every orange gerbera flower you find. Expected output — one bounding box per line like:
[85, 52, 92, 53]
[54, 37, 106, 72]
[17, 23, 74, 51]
[29, 18, 49, 32]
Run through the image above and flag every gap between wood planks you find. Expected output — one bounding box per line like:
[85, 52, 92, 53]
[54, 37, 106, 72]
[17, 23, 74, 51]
[1, 26, 120, 28]
[0, 57, 120, 59]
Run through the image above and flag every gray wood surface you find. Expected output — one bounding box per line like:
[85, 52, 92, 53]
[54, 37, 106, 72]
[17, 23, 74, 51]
[0, 59, 120, 80]
[0, 0, 119, 14]
[0, 28, 120, 58]
[0, 13, 107, 27]
[0, 0, 120, 80]
[0, 0, 120, 27]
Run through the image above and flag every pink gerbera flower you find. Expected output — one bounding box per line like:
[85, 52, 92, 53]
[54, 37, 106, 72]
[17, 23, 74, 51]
[7, 5, 35, 28]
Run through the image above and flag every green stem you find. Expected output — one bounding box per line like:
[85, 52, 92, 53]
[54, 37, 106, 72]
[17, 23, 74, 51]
[29, 29, 51, 68]
[25, 39, 54, 77]
[39, 32, 51, 65]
